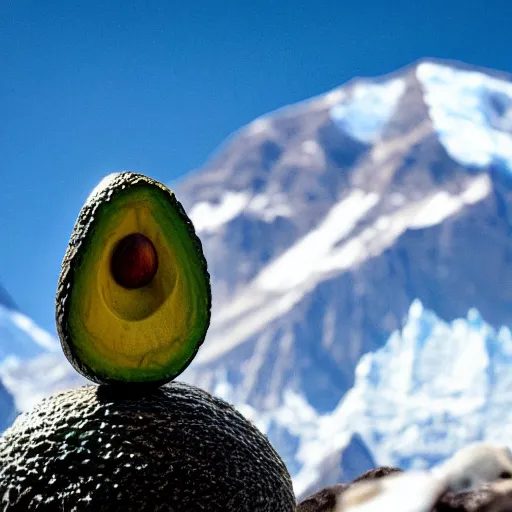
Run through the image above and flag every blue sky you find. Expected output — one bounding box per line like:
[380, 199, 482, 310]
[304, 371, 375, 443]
[1, 0, 512, 334]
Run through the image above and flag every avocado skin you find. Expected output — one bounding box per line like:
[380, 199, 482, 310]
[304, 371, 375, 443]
[0, 382, 295, 511]
[56, 171, 212, 386]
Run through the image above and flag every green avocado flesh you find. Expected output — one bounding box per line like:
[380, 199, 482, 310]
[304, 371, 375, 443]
[56, 172, 211, 384]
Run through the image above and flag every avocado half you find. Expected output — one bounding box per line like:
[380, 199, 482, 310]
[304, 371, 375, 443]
[56, 172, 211, 385]
[0, 383, 296, 511]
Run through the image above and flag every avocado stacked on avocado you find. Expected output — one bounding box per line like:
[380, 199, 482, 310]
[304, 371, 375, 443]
[0, 172, 295, 511]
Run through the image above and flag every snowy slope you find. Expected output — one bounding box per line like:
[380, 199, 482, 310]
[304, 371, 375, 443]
[0, 352, 86, 412]
[417, 62, 512, 169]
[193, 174, 490, 367]
[181, 59, 512, 415]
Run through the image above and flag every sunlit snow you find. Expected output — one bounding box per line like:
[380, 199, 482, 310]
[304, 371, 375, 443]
[257, 190, 379, 291]
[0, 353, 85, 411]
[0, 306, 79, 411]
[330, 78, 406, 143]
[247, 193, 293, 221]
[417, 62, 512, 170]
[245, 117, 272, 136]
[338, 471, 445, 512]
[188, 192, 251, 232]
[9, 311, 59, 352]
[338, 300, 512, 469]
[189, 190, 293, 232]
[408, 174, 491, 228]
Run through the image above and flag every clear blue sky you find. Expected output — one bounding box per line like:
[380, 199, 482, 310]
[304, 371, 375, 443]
[1, 0, 512, 334]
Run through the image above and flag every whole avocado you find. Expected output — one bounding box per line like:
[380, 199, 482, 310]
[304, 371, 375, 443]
[0, 383, 296, 511]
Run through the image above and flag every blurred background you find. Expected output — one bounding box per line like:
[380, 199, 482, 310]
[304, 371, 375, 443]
[2, 0, 512, 498]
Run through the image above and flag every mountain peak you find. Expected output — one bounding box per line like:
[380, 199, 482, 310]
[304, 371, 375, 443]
[410, 56, 512, 82]
[172, 58, 512, 492]
[180, 58, 512, 206]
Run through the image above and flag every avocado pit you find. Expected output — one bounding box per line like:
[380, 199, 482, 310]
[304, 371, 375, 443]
[111, 233, 158, 289]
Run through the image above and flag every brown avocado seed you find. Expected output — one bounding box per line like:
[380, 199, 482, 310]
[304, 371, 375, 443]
[111, 233, 158, 289]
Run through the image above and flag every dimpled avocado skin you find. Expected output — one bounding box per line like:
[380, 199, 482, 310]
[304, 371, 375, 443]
[0, 383, 295, 511]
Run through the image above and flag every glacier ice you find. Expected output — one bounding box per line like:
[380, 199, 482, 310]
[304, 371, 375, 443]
[330, 299, 512, 472]
[208, 299, 512, 496]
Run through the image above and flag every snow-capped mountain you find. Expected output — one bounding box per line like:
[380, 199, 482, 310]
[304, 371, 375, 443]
[176, 58, 512, 492]
[179, 58, 512, 409]
[3, 58, 512, 496]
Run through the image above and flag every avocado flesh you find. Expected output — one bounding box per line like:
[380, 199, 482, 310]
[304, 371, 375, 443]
[56, 172, 211, 384]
